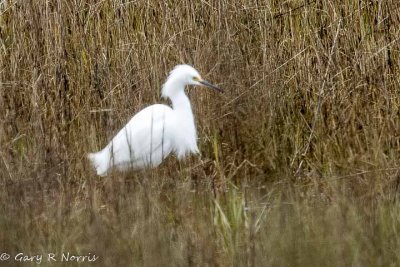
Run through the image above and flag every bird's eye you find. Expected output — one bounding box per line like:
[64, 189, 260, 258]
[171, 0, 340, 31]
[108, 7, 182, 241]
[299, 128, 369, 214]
[192, 76, 200, 82]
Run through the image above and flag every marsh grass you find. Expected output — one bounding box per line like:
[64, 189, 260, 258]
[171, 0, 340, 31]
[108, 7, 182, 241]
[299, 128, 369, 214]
[0, 0, 399, 266]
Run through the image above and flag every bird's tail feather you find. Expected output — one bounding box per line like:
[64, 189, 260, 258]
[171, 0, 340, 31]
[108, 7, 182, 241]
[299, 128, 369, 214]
[88, 151, 109, 176]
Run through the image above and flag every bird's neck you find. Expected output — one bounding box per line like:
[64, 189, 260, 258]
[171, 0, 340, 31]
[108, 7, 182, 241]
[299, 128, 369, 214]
[169, 88, 192, 113]
[168, 84, 198, 157]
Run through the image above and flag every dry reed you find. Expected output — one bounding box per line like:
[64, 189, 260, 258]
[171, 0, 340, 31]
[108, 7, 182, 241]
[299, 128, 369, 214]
[0, 0, 399, 266]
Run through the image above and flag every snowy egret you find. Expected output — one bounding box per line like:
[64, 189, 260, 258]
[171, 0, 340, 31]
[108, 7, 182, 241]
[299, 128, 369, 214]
[88, 64, 222, 176]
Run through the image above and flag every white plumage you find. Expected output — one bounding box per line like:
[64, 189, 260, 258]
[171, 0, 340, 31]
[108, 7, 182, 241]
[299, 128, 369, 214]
[88, 64, 222, 176]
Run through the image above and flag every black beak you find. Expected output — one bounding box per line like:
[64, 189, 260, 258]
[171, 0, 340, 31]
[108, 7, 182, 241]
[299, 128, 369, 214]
[199, 80, 224, 93]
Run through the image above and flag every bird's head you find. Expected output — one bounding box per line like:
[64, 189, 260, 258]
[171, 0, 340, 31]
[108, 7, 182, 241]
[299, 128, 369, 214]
[162, 64, 223, 99]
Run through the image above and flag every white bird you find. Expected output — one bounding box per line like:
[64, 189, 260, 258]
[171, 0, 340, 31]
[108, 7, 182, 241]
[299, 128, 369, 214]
[88, 64, 222, 176]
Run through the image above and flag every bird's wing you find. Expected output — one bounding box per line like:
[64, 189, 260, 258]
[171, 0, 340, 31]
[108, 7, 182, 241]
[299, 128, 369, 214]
[107, 104, 175, 168]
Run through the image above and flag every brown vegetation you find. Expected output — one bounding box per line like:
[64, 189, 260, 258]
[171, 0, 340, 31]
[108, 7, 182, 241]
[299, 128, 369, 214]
[0, 0, 399, 266]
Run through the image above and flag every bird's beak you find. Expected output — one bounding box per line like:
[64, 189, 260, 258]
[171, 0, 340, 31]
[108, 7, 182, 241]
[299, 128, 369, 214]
[199, 79, 223, 93]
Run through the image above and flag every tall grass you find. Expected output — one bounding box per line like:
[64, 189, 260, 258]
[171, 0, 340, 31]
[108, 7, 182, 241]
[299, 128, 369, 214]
[0, 0, 399, 266]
